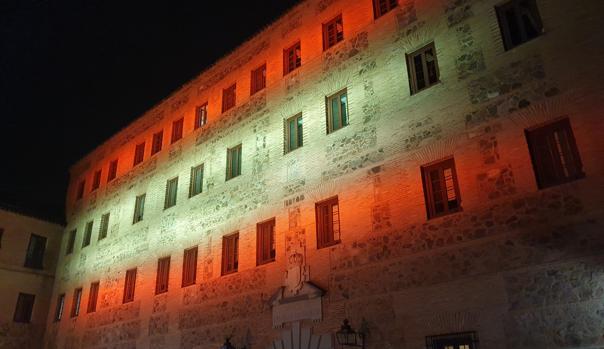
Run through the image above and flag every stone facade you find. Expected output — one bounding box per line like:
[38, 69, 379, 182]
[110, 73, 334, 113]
[47, 0, 604, 348]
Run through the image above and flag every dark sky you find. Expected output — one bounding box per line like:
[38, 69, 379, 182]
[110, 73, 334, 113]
[0, 0, 301, 223]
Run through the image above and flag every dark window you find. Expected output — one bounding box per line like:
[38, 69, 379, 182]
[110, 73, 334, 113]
[525, 118, 584, 189]
[326, 89, 349, 133]
[323, 15, 344, 50]
[164, 177, 178, 209]
[156, 257, 170, 294]
[92, 170, 101, 191]
[0, 228, 3, 248]
[54, 294, 65, 321]
[82, 221, 93, 248]
[221, 233, 239, 275]
[70, 288, 82, 318]
[251, 64, 267, 95]
[98, 213, 110, 240]
[421, 157, 462, 219]
[152, 130, 163, 155]
[24, 233, 46, 269]
[182, 247, 197, 287]
[407, 42, 440, 94]
[133, 142, 145, 166]
[13, 293, 35, 323]
[76, 180, 85, 200]
[315, 196, 341, 249]
[189, 164, 204, 198]
[108, 159, 118, 182]
[373, 0, 398, 18]
[171, 118, 184, 144]
[222, 84, 237, 113]
[87, 282, 99, 313]
[283, 41, 301, 75]
[123, 268, 137, 303]
[133, 194, 146, 224]
[226, 144, 242, 180]
[257, 218, 276, 265]
[496, 0, 542, 51]
[285, 113, 303, 153]
[66, 229, 76, 255]
[426, 331, 479, 349]
[194, 103, 208, 129]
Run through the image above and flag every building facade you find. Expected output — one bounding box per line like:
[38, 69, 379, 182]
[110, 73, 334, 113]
[0, 206, 64, 349]
[46, 0, 604, 348]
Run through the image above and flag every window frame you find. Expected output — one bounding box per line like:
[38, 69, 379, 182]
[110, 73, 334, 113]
[76, 180, 85, 200]
[421, 157, 462, 219]
[194, 103, 208, 129]
[133, 141, 145, 166]
[426, 331, 480, 349]
[222, 84, 237, 113]
[326, 88, 349, 134]
[87, 281, 99, 313]
[82, 221, 93, 248]
[283, 41, 302, 75]
[181, 247, 198, 287]
[133, 194, 146, 224]
[123, 268, 137, 304]
[70, 287, 82, 318]
[13, 293, 35, 323]
[24, 233, 46, 269]
[151, 130, 164, 155]
[322, 14, 344, 51]
[315, 196, 341, 249]
[171, 118, 184, 144]
[91, 169, 102, 191]
[164, 177, 179, 209]
[406, 42, 440, 95]
[55, 294, 65, 322]
[256, 218, 276, 266]
[189, 164, 204, 198]
[66, 229, 76, 255]
[496, 0, 543, 51]
[284, 113, 304, 153]
[221, 232, 239, 276]
[250, 64, 267, 95]
[108, 159, 118, 182]
[226, 144, 242, 181]
[98, 213, 110, 240]
[373, 0, 398, 19]
[156, 256, 171, 294]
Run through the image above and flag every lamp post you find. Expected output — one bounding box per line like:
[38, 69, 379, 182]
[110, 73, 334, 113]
[335, 319, 366, 349]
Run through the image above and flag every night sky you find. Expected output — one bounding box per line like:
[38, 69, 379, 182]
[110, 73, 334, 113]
[0, 0, 301, 223]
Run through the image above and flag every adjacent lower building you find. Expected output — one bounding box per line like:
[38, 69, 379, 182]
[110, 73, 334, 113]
[45, 0, 604, 348]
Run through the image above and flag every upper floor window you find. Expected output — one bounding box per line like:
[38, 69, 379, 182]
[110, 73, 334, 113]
[407, 42, 440, 94]
[151, 130, 163, 155]
[54, 294, 65, 322]
[189, 164, 204, 198]
[257, 218, 276, 265]
[13, 293, 35, 323]
[123, 268, 137, 303]
[194, 103, 208, 129]
[155, 257, 170, 294]
[133, 194, 146, 224]
[421, 157, 462, 219]
[226, 144, 242, 180]
[182, 247, 198, 287]
[133, 142, 145, 166]
[108, 159, 118, 182]
[76, 180, 85, 200]
[426, 331, 479, 349]
[221, 232, 239, 275]
[164, 177, 178, 209]
[82, 221, 93, 248]
[98, 213, 110, 240]
[66, 229, 76, 255]
[251, 64, 267, 95]
[70, 287, 82, 318]
[87, 282, 99, 313]
[222, 84, 237, 113]
[171, 118, 184, 144]
[315, 196, 341, 249]
[285, 113, 303, 153]
[496, 0, 542, 51]
[24, 233, 46, 269]
[326, 89, 349, 134]
[525, 118, 584, 189]
[91, 170, 101, 191]
[323, 15, 344, 50]
[373, 0, 398, 19]
[283, 41, 301, 75]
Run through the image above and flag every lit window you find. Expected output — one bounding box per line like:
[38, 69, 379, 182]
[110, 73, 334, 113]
[194, 103, 208, 129]
[221, 233, 239, 275]
[283, 41, 301, 75]
[251, 64, 266, 95]
[407, 42, 440, 94]
[257, 218, 276, 265]
[326, 89, 349, 134]
[171, 118, 184, 144]
[133, 194, 146, 224]
[24, 233, 46, 269]
[13, 293, 35, 323]
[323, 15, 344, 50]
[152, 130, 163, 155]
[421, 157, 462, 219]
[122, 268, 137, 303]
[98, 213, 110, 240]
[108, 159, 118, 182]
[425, 331, 479, 349]
[222, 84, 237, 113]
[155, 257, 170, 294]
[87, 282, 99, 313]
[164, 177, 178, 209]
[133, 142, 145, 166]
[82, 221, 93, 248]
[496, 0, 542, 51]
[373, 0, 398, 19]
[315, 196, 341, 249]
[189, 164, 204, 198]
[182, 247, 197, 287]
[70, 288, 82, 318]
[285, 113, 303, 153]
[226, 144, 242, 180]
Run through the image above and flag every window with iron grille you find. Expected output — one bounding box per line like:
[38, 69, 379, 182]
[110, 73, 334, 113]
[285, 113, 303, 153]
[171, 118, 184, 144]
[525, 118, 584, 189]
[76, 180, 85, 200]
[123, 268, 137, 303]
[13, 293, 35, 323]
[66, 229, 76, 255]
[92, 170, 101, 191]
[315, 196, 341, 249]
[87, 282, 99, 313]
[222, 233, 239, 275]
[156, 257, 170, 294]
[323, 15, 344, 50]
[222, 84, 237, 113]
[195, 103, 208, 129]
[373, 0, 398, 19]
[283, 41, 301, 75]
[70, 287, 82, 317]
[226, 144, 242, 180]
[152, 130, 163, 155]
[82, 221, 93, 248]
[326, 89, 349, 134]
[54, 294, 65, 321]
[426, 331, 479, 349]
[98, 213, 110, 240]
[164, 177, 178, 209]
[189, 164, 204, 198]
[133, 194, 146, 224]
[182, 247, 197, 287]
[496, 0, 542, 51]
[133, 142, 145, 166]
[251, 64, 266, 95]
[407, 42, 440, 94]
[108, 159, 118, 182]
[257, 218, 276, 265]
[24, 233, 46, 269]
[421, 157, 462, 219]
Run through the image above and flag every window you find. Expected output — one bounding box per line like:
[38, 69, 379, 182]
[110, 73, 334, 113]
[221, 233, 239, 275]
[315, 196, 341, 249]
[156, 257, 170, 294]
[13, 293, 35, 323]
[24, 234, 46, 269]
[222, 84, 237, 113]
[407, 42, 440, 94]
[87, 282, 99, 313]
[226, 144, 242, 180]
[189, 164, 204, 198]
[164, 177, 178, 209]
[98, 213, 110, 240]
[152, 130, 163, 155]
[182, 247, 197, 287]
[92, 170, 101, 191]
[525, 118, 584, 189]
[194, 103, 208, 129]
[54, 294, 65, 321]
[133, 142, 145, 166]
[373, 0, 398, 19]
[326, 89, 349, 133]
[66, 229, 76, 255]
[421, 157, 462, 219]
[496, 0, 542, 50]
[250, 64, 266, 95]
[76, 180, 85, 200]
[283, 41, 301, 75]
[82, 221, 93, 248]
[108, 159, 118, 182]
[133, 194, 146, 224]
[0, 228, 3, 248]
[70, 288, 82, 318]
[323, 15, 344, 50]
[426, 331, 479, 349]
[257, 218, 276, 265]
[123, 268, 137, 303]
[171, 118, 184, 144]
[285, 114, 303, 153]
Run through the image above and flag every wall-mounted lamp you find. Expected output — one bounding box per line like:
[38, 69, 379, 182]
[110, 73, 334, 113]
[335, 319, 367, 348]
